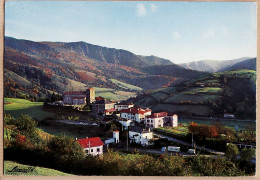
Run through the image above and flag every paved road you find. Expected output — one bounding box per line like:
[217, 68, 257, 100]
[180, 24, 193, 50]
[154, 133, 225, 156]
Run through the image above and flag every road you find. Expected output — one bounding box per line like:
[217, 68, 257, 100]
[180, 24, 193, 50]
[154, 133, 225, 156]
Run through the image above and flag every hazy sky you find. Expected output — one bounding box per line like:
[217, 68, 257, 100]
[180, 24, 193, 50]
[5, 1, 257, 63]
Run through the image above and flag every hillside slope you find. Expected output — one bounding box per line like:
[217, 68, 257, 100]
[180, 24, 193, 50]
[179, 57, 251, 72]
[218, 58, 256, 72]
[131, 70, 256, 119]
[4, 36, 210, 100]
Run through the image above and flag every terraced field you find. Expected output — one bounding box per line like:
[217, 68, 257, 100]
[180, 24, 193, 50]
[109, 79, 143, 91]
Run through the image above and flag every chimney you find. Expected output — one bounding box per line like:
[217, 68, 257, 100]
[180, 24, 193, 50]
[86, 136, 88, 139]
[76, 138, 77, 140]
[149, 128, 150, 132]
[156, 113, 158, 118]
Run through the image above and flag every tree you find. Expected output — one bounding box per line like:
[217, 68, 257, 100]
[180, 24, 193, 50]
[225, 143, 239, 161]
[13, 114, 38, 141]
[209, 126, 218, 138]
[240, 148, 255, 162]
[188, 122, 198, 134]
[47, 135, 85, 163]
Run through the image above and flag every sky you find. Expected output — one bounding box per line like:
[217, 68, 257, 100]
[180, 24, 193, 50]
[5, 1, 257, 63]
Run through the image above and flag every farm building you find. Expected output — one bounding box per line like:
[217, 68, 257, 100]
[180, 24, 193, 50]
[76, 137, 104, 156]
[145, 112, 178, 129]
[92, 99, 116, 116]
[63, 88, 95, 105]
[115, 102, 134, 111]
[129, 126, 154, 146]
[120, 107, 152, 123]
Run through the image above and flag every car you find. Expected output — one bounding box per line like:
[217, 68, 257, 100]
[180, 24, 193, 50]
[187, 149, 196, 154]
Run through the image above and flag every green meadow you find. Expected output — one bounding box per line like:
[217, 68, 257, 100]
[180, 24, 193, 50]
[4, 98, 54, 121]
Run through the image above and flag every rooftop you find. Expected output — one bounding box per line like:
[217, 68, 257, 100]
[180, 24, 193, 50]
[76, 137, 104, 148]
[120, 107, 151, 115]
[64, 91, 85, 95]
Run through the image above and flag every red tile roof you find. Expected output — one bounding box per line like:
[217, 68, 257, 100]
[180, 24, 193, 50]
[120, 107, 151, 115]
[146, 112, 168, 118]
[64, 91, 85, 95]
[105, 108, 116, 112]
[116, 102, 134, 105]
[76, 137, 104, 148]
[95, 96, 104, 101]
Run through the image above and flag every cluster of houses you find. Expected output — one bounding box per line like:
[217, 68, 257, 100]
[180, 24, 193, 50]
[63, 88, 178, 156]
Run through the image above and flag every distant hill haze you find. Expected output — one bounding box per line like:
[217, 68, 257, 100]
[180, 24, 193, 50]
[218, 58, 256, 72]
[179, 57, 255, 72]
[4, 36, 209, 101]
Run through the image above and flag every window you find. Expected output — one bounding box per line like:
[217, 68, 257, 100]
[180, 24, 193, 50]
[86, 150, 89, 154]
[91, 149, 93, 152]
[147, 120, 150, 123]
[151, 120, 153, 123]
[151, 125, 153, 127]
[97, 148, 100, 152]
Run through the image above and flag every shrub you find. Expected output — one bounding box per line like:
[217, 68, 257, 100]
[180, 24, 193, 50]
[225, 143, 239, 161]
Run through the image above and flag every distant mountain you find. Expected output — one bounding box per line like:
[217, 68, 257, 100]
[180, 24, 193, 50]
[5, 36, 173, 68]
[218, 58, 256, 72]
[179, 57, 251, 72]
[4, 36, 211, 100]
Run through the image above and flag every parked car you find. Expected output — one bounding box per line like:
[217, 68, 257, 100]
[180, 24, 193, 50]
[187, 149, 196, 154]
[167, 146, 180, 152]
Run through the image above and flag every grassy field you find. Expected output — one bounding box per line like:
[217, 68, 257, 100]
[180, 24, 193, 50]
[181, 87, 223, 95]
[150, 93, 169, 101]
[163, 94, 219, 104]
[4, 98, 54, 121]
[156, 126, 189, 137]
[109, 79, 143, 91]
[152, 104, 210, 116]
[38, 121, 106, 139]
[4, 161, 72, 176]
[179, 118, 256, 130]
[94, 87, 137, 101]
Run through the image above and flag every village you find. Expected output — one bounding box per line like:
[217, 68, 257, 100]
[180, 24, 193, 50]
[53, 87, 194, 156]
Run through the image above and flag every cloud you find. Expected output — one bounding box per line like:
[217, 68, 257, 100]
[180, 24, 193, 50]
[221, 26, 228, 36]
[136, 4, 147, 17]
[173, 31, 182, 40]
[202, 28, 215, 39]
[202, 27, 229, 39]
[150, 4, 158, 12]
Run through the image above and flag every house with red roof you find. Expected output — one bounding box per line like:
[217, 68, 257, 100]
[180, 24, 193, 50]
[76, 137, 104, 156]
[120, 107, 152, 123]
[145, 112, 178, 129]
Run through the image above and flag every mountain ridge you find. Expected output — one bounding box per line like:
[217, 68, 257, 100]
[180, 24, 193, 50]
[179, 57, 253, 72]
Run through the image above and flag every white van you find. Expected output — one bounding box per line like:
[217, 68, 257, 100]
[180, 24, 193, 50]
[161, 147, 166, 152]
[187, 149, 195, 154]
[167, 146, 180, 152]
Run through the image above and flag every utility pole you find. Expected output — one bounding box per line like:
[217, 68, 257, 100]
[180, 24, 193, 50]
[127, 130, 128, 151]
[192, 133, 194, 148]
[89, 140, 90, 155]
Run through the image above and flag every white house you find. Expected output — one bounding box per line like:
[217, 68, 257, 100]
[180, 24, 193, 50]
[118, 118, 134, 130]
[145, 112, 178, 129]
[120, 107, 152, 123]
[129, 126, 154, 146]
[105, 130, 120, 147]
[115, 102, 134, 111]
[76, 137, 104, 156]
